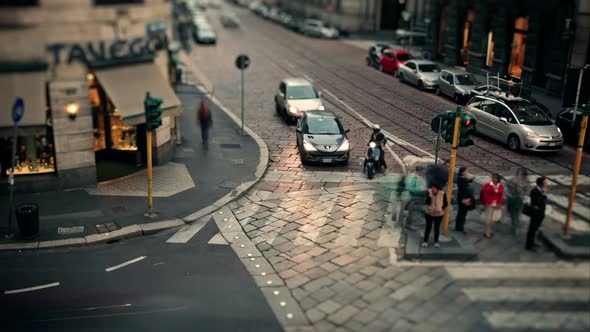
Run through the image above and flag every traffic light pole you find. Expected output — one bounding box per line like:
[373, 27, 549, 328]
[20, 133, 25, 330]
[241, 69, 245, 136]
[564, 111, 588, 238]
[442, 108, 462, 236]
[146, 130, 155, 218]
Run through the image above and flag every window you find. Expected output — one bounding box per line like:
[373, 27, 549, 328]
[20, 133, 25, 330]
[94, 0, 143, 5]
[306, 116, 343, 135]
[455, 74, 478, 85]
[497, 107, 516, 123]
[0, 0, 38, 6]
[507, 101, 552, 125]
[286, 85, 318, 100]
[396, 53, 412, 62]
[418, 64, 441, 73]
[406, 62, 416, 70]
[384, 52, 394, 59]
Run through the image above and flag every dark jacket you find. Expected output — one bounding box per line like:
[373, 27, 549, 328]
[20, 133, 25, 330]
[530, 187, 547, 219]
[457, 176, 474, 201]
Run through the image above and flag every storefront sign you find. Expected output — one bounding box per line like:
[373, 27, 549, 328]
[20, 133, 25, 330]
[47, 37, 157, 65]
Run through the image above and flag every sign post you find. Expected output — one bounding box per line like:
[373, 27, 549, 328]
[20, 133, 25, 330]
[5, 98, 24, 238]
[235, 54, 250, 136]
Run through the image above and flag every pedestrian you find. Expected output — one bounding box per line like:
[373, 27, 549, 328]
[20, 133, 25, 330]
[506, 168, 528, 235]
[422, 184, 448, 248]
[197, 95, 212, 147]
[525, 177, 548, 252]
[455, 166, 475, 233]
[480, 173, 504, 238]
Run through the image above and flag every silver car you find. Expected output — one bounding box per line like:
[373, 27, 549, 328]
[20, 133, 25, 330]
[436, 69, 479, 103]
[275, 78, 325, 123]
[301, 19, 339, 39]
[466, 95, 563, 152]
[397, 60, 441, 90]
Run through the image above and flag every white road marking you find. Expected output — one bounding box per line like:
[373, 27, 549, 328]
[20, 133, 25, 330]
[483, 311, 590, 330]
[335, 191, 373, 246]
[29, 306, 189, 323]
[322, 88, 414, 173]
[152, 262, 165, 267]
[166, 217, 209, 243]
[303, 74, 314, 82]
[105, 256, 146, 272]
[446, 265, 590, 280]
[208, 232, 229, 245]
[292, 195, 337, 245]
[81, 304, 132, 311]
[4, 282, 60, 295]
[463, 287, 590, 302]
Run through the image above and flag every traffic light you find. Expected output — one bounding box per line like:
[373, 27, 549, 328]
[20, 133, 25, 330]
[440, 110, 456, 144]
[459, 113, 476, 147]
[144, 92, 163, 131]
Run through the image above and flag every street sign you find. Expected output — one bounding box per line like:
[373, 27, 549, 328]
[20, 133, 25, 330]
[12, 98, 24, 123]
[430, 114, 442, 132]
[235, 54, 250, 70]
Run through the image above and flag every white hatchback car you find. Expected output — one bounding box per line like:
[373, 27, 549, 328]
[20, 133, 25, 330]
[274, 78, 325, 123]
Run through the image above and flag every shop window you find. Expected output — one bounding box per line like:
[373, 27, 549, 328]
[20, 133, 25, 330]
[110, 110, 137, 151]
[1, 130, 56, 177]
[460, 9, 476, 66]
[486, 31, 495, 67]
[508, 17, 529, 78]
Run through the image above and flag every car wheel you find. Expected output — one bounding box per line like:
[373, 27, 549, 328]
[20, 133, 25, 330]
[399, 73, 404, 83]
[418, 81, 425, 91]
[508, 135, 521, 151]
[379, 64, 384, 72]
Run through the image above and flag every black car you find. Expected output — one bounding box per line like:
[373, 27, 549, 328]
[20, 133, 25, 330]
[296, 111, 350, 165]
[555, 107, 590, 152]
[367, 43, 393, 68]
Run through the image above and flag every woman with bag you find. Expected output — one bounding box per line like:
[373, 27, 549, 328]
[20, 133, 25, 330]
[480, 173, 504, 238]
[422, 184, 448, 248]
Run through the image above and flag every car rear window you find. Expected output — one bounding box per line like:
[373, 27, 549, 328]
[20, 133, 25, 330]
[306, 116, 343, 135]
[396, 53, 412, 61]
[455, 74, 478, 85]
[287, 85, 318, 100]
[418, 64, 441, 73]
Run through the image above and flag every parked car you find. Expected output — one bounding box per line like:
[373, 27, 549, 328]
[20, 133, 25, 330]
[436, 69, 480, 103]
[220, 11, 239, 28]
[275, 78, 325, 123]
[296, 111, 350, 165]
[379, 49, 412, 74]
[285, 16, 305, 32]
[301, 19, 339, 39]
[470, 84, 553, 117]
[397, 60, 441, 90]
[366, 43, 393, 68]
[555, 107, 590, 151]
[470, 85, 502, 98]
[194, 25, 217, 44]
[465, 95, 563, 152]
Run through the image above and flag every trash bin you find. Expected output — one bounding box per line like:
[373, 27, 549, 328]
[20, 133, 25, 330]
[15, 204, 39, 239]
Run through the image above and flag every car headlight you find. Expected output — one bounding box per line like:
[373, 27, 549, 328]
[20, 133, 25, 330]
[557, 127, 562, 135]
[318, 105, 325, 111]
[337, 139, 350, 151]
[303, 140, 316, 151]
[525, 130, 540, 138]
[288, 105, 299, 114]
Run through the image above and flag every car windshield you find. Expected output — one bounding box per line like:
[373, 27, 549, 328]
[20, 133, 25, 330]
[455, 74, 478, 85]
[306, 116, 342, 135]
[287, 85, 318, 100]
[418, 64, 440, 73]
[509, 102, 553, 125]
[396, 53, 412, 61]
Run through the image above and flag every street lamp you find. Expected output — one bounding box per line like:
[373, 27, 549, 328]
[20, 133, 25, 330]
[65, 102, 80, 120]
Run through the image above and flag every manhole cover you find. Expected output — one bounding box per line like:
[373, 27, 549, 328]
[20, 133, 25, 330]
[57, 226, 85, 235]
[220, 143, 241, 149]
[95, 222, 119, 234]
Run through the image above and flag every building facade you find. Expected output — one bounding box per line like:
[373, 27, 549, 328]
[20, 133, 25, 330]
[0, 0, 181, 193]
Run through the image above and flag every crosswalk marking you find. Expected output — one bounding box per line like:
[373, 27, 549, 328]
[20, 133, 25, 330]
[208, 233, 228, 245]
[335, 191, 374, 246]
[483, 311, 590, 330]
[292, 195, 337, 246]
[446, 265, 590, 280]
[463, 287, 590, 302]
[166, 217, 209, 243]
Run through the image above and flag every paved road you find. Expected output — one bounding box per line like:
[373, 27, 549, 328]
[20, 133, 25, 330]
[187, 4, 590, 197]
[0, 222, 282, 332]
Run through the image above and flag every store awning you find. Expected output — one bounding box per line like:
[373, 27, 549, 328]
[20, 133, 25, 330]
[0, 71, 47, 128]
[94, 62, 181, 126]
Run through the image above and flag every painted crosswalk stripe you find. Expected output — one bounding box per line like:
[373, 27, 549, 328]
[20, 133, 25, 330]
[292, 195, 337, 246]
[208, 233, 228, 245]
[105, 256, 146, 272]
[463, 287, 590, 302]
[4, 282, 60, 295]
[446, 266, 590, 280]
[483, 311, 590, 330]
[335, 191, 374, 246]
[166, 217, 209, 243]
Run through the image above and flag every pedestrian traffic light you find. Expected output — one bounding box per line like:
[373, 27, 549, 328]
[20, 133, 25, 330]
[440, 110, 456, 144]
[459, 113, 476, 147]
[144, 92, 163, 131]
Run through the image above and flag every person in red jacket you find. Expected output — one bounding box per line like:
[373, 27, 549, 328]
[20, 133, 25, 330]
[480, 173, 504, 238]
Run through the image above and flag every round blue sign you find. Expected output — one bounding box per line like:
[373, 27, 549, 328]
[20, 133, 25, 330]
[12, 98, 24, 123]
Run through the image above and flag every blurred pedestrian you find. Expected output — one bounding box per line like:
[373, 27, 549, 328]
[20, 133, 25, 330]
[197, 95, 213, 147]
[506, 168, 528, 235]
[455, 166, 475, 233]
[525, 177, 548, 252]
[480, 173, 504, 238]
[422, 184, 448, 248]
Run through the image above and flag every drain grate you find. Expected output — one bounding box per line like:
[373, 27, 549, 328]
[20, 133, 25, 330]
[220, 143, 241, 149]
[95, 222, 119, 234]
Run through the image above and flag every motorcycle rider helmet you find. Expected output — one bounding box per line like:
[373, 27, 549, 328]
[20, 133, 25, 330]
[372, 124, 381, 133]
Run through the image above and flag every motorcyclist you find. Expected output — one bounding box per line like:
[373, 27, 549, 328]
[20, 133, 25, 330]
[367, 125, 387, 171]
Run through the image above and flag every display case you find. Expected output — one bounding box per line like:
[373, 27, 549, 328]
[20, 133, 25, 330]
[3, 134, 56, 176]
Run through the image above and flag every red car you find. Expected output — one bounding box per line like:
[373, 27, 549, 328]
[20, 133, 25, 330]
[379, 50, 413, 74]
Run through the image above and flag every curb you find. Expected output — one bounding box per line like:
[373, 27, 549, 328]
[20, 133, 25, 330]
[0, 55, 270, 252]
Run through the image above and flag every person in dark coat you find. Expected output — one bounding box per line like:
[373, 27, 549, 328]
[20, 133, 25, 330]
[525, 177, 548, 251]
[422, 184, 448, 248]
[455, 166, 475, 233]
[197, 96, 213, 147]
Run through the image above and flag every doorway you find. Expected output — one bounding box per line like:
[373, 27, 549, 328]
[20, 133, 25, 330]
[460, 9, 476, 65]
[381, 0, 403, 30]
[508, 16, 529, 78]
[437, 5, 448, 58]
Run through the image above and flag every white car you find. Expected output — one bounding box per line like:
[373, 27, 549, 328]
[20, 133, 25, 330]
[397, 60, 441, 90]
[275, 78, 325, 123]
[301, 19, 339, 39]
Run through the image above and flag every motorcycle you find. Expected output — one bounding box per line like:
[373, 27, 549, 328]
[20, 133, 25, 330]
[365, 141, 381, 179]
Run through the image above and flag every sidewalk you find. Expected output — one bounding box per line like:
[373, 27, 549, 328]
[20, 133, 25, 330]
[0, 84, 260, 247]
